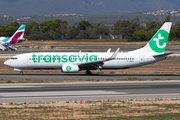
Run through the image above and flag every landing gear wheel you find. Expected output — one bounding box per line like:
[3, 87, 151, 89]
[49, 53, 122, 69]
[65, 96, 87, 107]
[20, 71, 23, 75]
[86, 70, 92, 75]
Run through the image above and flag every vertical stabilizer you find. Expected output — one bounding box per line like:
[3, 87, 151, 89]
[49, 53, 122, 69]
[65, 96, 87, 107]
[9, 25, 26, 44]
[131, 22, 172, 54]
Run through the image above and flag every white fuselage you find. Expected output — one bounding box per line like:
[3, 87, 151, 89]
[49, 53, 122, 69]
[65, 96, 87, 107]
[4, 52, 165, 71]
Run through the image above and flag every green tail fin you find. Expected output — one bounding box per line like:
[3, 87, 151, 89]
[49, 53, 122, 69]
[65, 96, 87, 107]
[148, 22, 172, 53]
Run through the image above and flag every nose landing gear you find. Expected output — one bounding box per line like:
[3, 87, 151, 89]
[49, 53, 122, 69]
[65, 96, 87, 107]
[20, 71, 23, 75]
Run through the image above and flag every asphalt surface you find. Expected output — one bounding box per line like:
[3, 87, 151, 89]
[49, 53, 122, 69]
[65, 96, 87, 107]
[0, 81, 180, 103]
[0, 44, 180, 53]
[1, 73, 180, 81]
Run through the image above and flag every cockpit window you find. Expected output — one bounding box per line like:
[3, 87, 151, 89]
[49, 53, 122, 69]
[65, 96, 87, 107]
[11, 57, 17, 60]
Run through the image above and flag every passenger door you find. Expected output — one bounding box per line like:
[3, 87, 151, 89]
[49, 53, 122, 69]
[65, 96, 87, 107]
[23, 55, 28, 64]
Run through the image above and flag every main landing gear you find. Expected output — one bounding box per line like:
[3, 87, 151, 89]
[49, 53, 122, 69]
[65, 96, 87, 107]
[20, 71, 23, 75]
[86, 70, 92, 75]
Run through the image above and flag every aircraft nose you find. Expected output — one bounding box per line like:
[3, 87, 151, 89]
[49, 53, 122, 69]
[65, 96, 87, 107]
[4, 60, 10, 66]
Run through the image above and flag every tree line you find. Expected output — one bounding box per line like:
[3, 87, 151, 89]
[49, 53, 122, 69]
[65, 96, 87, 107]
[0, 16, 180, 41]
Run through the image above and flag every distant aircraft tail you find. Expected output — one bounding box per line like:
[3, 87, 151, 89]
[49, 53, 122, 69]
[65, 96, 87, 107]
[9, 25, 27, 44]
[130, 22, 172, 54]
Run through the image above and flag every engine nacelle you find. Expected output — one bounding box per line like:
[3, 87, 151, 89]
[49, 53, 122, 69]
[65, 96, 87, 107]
[62, 65, 79, 73]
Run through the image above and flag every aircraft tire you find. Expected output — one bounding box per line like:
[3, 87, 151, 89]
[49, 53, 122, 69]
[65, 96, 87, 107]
[20, 71, 23, 75]
[86, 70, 92, 75]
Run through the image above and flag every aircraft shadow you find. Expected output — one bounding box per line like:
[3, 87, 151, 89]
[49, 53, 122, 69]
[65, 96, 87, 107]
[0, 73, 180, 77]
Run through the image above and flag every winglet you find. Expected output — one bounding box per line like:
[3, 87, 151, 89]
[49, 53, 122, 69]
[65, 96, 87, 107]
[107, 48, 111, 53]
[110, 48, 120, 59]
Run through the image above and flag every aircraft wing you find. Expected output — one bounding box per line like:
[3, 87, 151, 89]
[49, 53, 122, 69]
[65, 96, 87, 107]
[153, 52, 173, 57]
[78, 48, 120, 70]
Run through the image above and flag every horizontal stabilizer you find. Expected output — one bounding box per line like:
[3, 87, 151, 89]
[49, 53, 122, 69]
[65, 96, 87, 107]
[153, 52, 173, 57]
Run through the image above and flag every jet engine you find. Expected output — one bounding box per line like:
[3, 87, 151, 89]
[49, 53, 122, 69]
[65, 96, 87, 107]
[62, 65, 79, 73]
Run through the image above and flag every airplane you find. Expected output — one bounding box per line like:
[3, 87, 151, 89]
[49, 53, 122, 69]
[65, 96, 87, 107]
[4, 22, 172, 75]
[0, 25, 27, 51]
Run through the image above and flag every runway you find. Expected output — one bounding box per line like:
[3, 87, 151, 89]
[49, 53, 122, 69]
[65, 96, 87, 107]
[1, 44, 180, 53]
[0, 81, 180, 103]
[1, 73, 180, 81]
